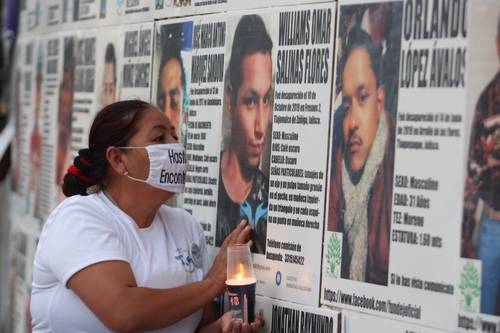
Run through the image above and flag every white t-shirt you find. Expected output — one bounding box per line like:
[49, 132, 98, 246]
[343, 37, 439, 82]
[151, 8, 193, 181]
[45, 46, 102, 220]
[31, 192, 209, 333]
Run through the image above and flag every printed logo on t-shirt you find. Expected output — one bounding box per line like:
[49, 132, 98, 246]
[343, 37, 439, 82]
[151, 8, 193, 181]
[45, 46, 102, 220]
[175, 245, 199, 273]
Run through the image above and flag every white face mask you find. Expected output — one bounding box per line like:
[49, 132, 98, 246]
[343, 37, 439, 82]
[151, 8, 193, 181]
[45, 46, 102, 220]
[120, 143, 187, 193]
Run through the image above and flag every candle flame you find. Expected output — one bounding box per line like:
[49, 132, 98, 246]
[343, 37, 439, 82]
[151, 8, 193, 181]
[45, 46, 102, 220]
[236, 263, 244, 282]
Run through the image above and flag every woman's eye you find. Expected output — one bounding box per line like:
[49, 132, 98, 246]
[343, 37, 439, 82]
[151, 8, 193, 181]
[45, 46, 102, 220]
[154, 135, 164, 142]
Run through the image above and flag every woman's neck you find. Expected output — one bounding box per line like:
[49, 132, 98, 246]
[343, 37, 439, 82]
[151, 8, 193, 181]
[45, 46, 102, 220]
[104, 182, 166, 229]
[221, 149, 253, 204]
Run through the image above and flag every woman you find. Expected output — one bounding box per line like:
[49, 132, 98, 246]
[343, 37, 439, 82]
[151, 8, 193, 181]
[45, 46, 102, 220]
[31, 100, 262, 332]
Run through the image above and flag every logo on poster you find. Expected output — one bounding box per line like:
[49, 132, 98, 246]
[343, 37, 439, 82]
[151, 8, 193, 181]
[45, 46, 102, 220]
[325, 233, 342, 279]
[275, 271, 282, 286]
[459, 260, 481, 313]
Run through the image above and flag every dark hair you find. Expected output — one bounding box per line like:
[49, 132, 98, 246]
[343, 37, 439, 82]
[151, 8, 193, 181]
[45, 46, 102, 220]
[62, 100, 152, 197]
[228, 15, 273, 107]
[341, 26, 382, 87]
[157, 23, 187, 112]
[104, 43, 116, 83]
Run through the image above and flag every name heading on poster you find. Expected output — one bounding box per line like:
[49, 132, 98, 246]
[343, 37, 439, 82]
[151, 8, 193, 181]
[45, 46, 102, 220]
[276, 9, 331, 85]
[400, 0, 467, 89]
[75, 38, 96, 93]
[191, 21, 226, 84]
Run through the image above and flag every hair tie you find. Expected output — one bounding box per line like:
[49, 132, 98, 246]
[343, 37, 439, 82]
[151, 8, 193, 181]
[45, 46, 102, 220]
[79, 156, 95, 167]
[67, 165, 93, 184]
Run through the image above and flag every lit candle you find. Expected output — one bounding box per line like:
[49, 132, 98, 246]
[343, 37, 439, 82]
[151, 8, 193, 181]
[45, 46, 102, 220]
[226, 264, 257, 286]
[226, 245, 256, 323]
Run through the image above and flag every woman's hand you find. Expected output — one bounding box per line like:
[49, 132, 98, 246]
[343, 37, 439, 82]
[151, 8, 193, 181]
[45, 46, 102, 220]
[206, 220, 253, 292]
[220, 312, 264, 333]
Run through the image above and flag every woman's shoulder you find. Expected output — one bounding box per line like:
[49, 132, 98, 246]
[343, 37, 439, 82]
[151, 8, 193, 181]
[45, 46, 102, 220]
[43, 193, 111, 231]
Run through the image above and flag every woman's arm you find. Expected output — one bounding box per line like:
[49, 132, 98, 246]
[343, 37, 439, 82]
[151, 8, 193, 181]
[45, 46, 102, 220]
[68, 221, 251, 333]
[69, 261, 221, 332]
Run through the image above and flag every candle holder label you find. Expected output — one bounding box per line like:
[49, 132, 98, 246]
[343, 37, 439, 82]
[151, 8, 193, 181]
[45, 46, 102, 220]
[227, 282, 256, 323]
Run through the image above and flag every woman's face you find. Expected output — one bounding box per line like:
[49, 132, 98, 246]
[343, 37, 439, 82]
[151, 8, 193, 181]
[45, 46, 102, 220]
[120, 107, 179, 184]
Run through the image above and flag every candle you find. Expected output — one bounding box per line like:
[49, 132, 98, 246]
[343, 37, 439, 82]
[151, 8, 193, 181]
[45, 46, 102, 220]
[226, 277, 257, 286]
[226, 245, 256, 323]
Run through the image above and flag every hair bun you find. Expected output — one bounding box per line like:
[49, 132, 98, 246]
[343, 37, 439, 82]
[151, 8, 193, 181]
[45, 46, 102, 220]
[74, 149, 96, 175]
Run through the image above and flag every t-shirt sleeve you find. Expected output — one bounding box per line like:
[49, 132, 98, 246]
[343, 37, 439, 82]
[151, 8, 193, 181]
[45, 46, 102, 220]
[41, 201, 129, 287]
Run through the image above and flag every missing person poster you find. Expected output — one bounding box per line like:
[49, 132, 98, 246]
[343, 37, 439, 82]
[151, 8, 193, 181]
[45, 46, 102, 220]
[342, 310, 447, 333]
[95, 28, 122, 111]
[36, 32, 74, 220]
[118, 22, 154, 102]
[255, 3, 335, 305]
[10, 38, 29, 198]
[44, 0, 65, 32]
[69, 0, 107, 26]
[12, 37, 39, 215]
[18, 0, 41, 35]
[106, 0, 154, 25]
[8, 206, 40, 333]
[26, 38, 44, 219]
[321, 0, 469, 330]
[458, 1, 500, 332]
[255, 295, 340, 333]
[152, 13, 224, 241]
[52, 31, 98, 203]
[154, 0, 196, 19]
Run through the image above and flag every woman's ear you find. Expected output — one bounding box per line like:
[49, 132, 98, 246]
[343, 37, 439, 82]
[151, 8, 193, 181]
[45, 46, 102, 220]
[106, 146, 127, 176]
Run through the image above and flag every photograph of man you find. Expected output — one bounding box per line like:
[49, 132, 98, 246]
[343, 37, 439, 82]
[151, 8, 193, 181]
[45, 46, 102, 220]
[29, 50, 43, 216]
[55, 37, 75, 189]
[215, 15, 273, 254]
[156, 22, 190, 144]
[327, 7, 401, 285]
[100, 43, 116, 108]
[462, 16, 500, 316]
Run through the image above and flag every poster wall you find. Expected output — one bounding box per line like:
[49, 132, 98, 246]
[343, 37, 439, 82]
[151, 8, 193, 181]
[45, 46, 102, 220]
[321, 0, 468, 330]
[153, 3, 336, 306]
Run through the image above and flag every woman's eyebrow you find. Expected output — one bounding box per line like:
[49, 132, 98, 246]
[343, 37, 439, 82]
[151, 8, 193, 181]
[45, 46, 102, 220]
[149, 124, 168, 132]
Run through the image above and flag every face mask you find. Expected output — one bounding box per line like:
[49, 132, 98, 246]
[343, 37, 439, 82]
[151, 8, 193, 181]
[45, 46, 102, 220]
[120, 143, 187, 193]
